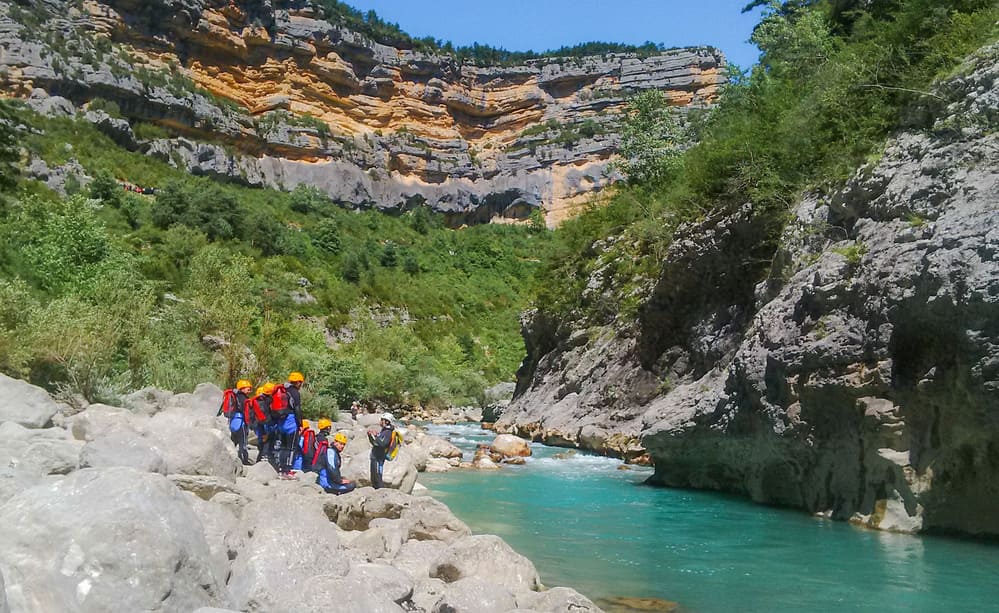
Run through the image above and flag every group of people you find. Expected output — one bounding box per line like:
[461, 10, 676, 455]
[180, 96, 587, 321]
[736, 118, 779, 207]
[218, 372, 399, 495]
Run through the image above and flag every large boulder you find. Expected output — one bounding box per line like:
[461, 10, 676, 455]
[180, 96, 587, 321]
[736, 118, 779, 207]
[323, 487, 470, 543]
[429, 535, 541, 593]
[0, 421, 69, 442]
[0, 566, 7, 613]
[0, 374, 61, 428]
[342, 444, 419, 493]
[121, 387, 174, 416]
[79, 431, 168, 474]
[391, 539, 449, 580]
[228, 497, 348, 611]
[70, 405, 137, 441]
[187, 494, 241, 584]
[522, 587, 604, 612]
[168, 383, 224, 417]
[0, 467, 231, 611]
[419, 435, 464, 459]
[489, 434, 532, 458]
[431, 576, 517, 613]
[25, 438, 83, 475]
[150, 427, 241, 480]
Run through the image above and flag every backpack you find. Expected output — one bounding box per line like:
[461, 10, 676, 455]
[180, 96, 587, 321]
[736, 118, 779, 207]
[218, 389, 238, 417]
[246, 396, 268, 427]
[301, 428, 316, 458]
[270, 386, 291, 417]
[313, 437, 330, 470]
[386, 430, 404, 461]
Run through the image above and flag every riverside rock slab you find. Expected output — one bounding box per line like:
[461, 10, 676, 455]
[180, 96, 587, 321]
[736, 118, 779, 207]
[431, 576, 517, 613]
[0, 374, 61, 428]
[228, 497, 348, 611]
[429, 534, 541, 592]
[0, 467, 231, 612]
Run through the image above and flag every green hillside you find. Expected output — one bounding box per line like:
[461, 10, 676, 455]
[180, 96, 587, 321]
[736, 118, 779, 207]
[0, 104, 550, 414]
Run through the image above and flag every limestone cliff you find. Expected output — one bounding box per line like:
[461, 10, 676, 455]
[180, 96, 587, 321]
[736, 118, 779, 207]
[0, 0, 723, 224]
[497, 43, 999, 535]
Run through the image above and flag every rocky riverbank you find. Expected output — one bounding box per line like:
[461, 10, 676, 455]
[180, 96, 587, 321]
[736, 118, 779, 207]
[0, 374, 603, 612]
[499, 43, 999, 535]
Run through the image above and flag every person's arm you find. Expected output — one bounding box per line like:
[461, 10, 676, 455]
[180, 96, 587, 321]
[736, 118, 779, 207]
[374, 429, 392, 449]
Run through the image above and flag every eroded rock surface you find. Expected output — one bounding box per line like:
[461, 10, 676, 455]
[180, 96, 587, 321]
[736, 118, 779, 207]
[501, 43, 999, 535]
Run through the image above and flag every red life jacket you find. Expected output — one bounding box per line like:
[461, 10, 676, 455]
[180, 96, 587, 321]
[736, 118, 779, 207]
[246, 395, 268, 426]
[313, 437, 329, 469]
[270, 385, 290, 417]
[301, 428, 316, 457]
[219, 389, 238, 417]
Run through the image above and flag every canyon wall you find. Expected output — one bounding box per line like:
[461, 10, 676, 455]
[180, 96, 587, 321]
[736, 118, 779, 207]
[0, 0, 724, 224]
[497, 43, 999, 536]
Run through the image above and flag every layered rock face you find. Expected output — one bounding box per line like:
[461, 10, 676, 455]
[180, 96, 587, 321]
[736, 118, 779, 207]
[0, 0, 723, 224]
[499, 44, 999, 535]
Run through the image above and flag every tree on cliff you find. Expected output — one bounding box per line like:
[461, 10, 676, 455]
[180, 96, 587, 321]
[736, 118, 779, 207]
[0, 100, 19, 194]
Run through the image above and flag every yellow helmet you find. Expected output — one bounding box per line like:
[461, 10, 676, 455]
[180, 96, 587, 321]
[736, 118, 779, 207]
[288, 371, 305, 383]
[333, 432, 348, 444]
[302, 419, 311, 429]
[255, 386, 265, 396]
[236, 380, 252, 391]
[317, 418, 332, 431]
[261, 382, 276, 395]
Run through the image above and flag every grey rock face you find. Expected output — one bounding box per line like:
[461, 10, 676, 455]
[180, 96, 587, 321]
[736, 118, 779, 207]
[0, 467, 231, 612]
[429, 534, 541, 593]
[79, 430, 168, 474]
[432, 576, 518, 613]
[0, 0, 722, 225]
[227, 497, 347, 611]
[0, 373, 62, 428]
[504, 43, 999, 535]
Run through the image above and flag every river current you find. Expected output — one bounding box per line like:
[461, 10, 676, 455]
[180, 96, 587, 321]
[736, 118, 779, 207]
[418, 423, 999, 612]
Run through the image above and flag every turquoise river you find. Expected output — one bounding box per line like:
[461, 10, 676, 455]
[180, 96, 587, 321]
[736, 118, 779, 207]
[418, 423, 999, 612]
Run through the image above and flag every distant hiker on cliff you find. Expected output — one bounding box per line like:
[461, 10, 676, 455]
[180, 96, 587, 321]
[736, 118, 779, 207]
[270, 372, 304, 479]
[316, 431, 355, 495]
[218, 380, 253, 465]
[350, 400, 361, 420]
[367, 413, 399, 489]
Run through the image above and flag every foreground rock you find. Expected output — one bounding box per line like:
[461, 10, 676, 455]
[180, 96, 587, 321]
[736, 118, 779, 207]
[0, 467, 231, 611]
[0, 373, 61, 428]
[0, 376, 600, 611]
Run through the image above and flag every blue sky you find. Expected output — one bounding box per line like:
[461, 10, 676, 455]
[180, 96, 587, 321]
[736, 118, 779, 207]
[342, 1, 763, 69]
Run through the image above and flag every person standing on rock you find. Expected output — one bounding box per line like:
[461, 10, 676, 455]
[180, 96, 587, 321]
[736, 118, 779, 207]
[350, 400, 361, 420]
[271, 372, 304, 479]
[250, 384, 276, 465]
[218, 379, 253, 465]
[316, 432, 355, 495]
[293, 419, 317, 472]
[367, 413, 395, 489]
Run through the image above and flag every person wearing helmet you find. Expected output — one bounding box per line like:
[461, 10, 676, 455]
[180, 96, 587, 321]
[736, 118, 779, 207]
[293, 419, 317, 472]
[251, 383, 278, 466]
[316, 431, 354, 495]
[218, 380, 254, 465]
[271, 372, 305, 479]
[367, 412, 395, 489]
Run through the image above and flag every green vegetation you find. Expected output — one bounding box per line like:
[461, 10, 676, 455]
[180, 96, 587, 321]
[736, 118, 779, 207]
[0, 103, 550, 410]
[315, 0, 681, 65]
[534, 0, 997, 325]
